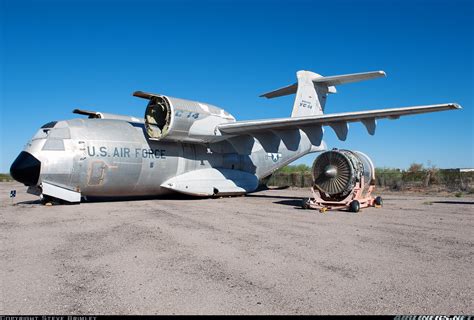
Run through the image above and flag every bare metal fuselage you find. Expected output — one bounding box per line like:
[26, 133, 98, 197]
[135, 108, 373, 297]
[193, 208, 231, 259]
[21, 117, 322, 200]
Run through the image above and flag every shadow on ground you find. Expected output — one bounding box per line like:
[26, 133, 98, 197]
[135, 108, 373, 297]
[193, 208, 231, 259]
[432, 201, 474, 205]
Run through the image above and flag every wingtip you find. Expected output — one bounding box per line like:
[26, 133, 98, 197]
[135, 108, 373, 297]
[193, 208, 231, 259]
[378, 70, 387, 77]
[451, 103, 462, 109]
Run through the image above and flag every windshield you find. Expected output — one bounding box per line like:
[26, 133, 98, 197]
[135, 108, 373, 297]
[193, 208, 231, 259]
[31, 121, 57, 140]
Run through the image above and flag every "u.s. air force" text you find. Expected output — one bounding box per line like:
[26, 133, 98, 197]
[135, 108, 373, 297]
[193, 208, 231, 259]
[87, 146, 165, 159]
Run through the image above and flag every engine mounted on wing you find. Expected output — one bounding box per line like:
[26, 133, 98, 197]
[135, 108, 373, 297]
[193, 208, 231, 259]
[136, 92, 236, 143]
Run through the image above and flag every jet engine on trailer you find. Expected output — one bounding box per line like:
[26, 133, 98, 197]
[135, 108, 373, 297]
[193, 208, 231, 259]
[302, 149, 382, 212]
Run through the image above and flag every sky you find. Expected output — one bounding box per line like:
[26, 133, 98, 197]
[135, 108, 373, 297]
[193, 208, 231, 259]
[1, 0, 473, 172]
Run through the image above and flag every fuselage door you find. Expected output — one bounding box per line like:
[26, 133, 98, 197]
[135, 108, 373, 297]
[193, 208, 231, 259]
[88, 161, 107, 185]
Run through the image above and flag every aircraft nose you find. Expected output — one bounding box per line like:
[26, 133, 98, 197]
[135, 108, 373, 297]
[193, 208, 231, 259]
[10, 151, 41, 186]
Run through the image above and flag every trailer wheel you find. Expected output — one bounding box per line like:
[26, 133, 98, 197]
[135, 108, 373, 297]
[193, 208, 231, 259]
[349, 200, 360, 213]
[301, 198, 311, 209]
[374, 196, 383, 206]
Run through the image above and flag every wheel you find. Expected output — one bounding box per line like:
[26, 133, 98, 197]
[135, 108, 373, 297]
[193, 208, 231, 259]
[374, 196, 383, 206]
[41, 195, 64, 206]
[301, 198, 311, 209]
[349, 200, 360, 213]
[41, 195, 54, 206]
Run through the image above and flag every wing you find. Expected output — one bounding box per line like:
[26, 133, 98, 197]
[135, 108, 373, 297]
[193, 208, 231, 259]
[217, 103, 461, 141]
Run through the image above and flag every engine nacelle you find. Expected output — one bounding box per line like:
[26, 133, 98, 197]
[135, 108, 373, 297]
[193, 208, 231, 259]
[312, 149, 375, 201]
[144, 95, 235, 143]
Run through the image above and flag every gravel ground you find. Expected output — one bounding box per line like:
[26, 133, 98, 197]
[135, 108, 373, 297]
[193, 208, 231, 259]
[1, 182, 473, 315]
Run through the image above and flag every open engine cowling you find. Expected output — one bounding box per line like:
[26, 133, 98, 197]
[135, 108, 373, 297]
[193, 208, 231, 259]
[144, 95, 235, 143]
[312, 149, 375, 201]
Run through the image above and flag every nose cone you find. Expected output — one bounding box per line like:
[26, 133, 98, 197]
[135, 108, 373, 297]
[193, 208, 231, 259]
[10, 151, 41, 186]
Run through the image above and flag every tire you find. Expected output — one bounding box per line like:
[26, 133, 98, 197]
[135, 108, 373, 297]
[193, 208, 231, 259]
[349, 200, 360, 213]
[301, 198, 311, 209]
[41, 195, 54, 205]
[374, 196, 383, 206]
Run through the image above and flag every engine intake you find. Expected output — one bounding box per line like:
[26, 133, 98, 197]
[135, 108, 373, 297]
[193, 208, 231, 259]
[312, 149, 374, 201]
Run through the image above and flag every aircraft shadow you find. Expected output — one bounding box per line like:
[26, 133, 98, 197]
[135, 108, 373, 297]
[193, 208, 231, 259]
[17, 194, 207, 206]
[432, 200, 474, 205]
[15, 199, 43, 205]
[83, 193, 203, 203]
[246, 194, 304, 200]
[273, 199, 305, 207]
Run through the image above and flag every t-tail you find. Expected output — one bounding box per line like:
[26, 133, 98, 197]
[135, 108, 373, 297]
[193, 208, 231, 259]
[260, 70, 386, 117]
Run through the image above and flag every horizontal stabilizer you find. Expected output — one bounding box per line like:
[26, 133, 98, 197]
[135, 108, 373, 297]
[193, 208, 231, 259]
[217, 103, 461, 140]
[312, 70, 386, 86]
[260, 83, 298, 99]
[260, 71, 386, 99]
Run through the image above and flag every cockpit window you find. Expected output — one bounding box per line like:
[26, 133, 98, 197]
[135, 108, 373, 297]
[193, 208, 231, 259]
[41, 121, 57, 128]
[31, 121, 58, 141]
[32, 128, 52, 140]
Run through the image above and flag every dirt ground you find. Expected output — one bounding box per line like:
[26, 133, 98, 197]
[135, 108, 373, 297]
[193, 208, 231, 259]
[1, 182, 473, 315]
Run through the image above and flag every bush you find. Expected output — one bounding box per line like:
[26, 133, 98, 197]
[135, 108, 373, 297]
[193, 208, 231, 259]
[408, 163, 424, 173]
[0, 173, 13, 182]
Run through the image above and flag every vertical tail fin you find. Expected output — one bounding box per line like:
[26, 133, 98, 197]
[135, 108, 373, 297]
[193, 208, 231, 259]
[291, 71, 329, 117]
[259, 70, 386, 118]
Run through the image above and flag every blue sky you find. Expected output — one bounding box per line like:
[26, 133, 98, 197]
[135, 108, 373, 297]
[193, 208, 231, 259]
[1, 0, 473, 172]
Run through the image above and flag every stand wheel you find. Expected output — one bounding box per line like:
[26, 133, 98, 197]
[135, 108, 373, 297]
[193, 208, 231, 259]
[374, 196, 383, 206]
[301, 198, 311, 209]
[349, 200, 360, 213]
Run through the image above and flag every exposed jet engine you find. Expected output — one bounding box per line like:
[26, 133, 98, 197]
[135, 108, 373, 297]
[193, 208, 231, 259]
[135, 92, 236, 143]
[305, 149, 380, 212]
[312, 149, 374, 201]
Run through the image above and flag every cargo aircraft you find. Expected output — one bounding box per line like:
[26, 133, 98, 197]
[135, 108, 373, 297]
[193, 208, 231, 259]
[10, 70, 460, 203]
